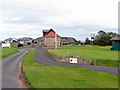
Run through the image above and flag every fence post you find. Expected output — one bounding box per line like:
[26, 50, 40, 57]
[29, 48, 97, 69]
[77, 59, 80, 67]
[94, 59, 96, 71]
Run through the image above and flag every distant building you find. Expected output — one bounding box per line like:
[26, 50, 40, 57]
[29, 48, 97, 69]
[2, 43, 10, 48]
[34, 29, 61, 46]
[34, 29, 61, 47]
[5, 38, 17, 43]
[34, 37, 44, 46]
[61, 37, 76, 45]
[42, 29, 61, 46]
[35, 28, 77, 47]
[17, 37, 33, 44]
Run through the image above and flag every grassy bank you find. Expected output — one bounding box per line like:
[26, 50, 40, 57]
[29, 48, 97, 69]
[0, 48, 18, 58]
[48, 46, 119, 67]
[23, 49, 118, 88]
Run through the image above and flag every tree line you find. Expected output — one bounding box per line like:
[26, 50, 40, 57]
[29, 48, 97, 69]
[85, 30, 119, 46]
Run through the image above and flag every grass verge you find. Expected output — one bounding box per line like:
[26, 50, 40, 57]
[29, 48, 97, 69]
[48, 46, 119, 67]
[0, 48, 19, 58]
[23, 49, 118, 88]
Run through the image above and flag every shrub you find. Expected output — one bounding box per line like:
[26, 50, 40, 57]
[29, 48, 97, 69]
[27, 42, 31, 45]
[18, 44, 23, 47]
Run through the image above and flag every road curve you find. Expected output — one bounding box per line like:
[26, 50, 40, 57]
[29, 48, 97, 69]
[2, 49, 28, 88]
[35, 49, 118, 74]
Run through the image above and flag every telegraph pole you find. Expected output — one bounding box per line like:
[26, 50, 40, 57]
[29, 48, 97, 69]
[55, 32, 57, 49]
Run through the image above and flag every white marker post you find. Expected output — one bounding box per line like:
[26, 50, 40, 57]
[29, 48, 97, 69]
[67, 51, 69, 53]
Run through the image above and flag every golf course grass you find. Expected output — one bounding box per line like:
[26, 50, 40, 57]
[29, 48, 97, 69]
[48, 46, 119, 67]
[0, 48, 18, 58]
[23, 49, 118, 88]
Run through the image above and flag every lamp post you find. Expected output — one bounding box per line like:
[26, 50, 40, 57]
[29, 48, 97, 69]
[55, 32, 57, 49]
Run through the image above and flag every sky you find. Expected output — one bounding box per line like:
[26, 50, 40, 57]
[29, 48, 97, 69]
[0, 0, 119, 41]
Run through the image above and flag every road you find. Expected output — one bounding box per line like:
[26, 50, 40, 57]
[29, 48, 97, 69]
[35, 49, 118, 74]
[2, 49, 28, 88]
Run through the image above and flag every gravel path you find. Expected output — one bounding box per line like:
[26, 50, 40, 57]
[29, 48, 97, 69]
[2, 49, 28, 88]
[34, 49, 118, 74]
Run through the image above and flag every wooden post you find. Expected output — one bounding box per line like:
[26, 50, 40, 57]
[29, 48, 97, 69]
[77, 59, 80, 67]
[55, 32, 57, 49]
[94, 59, 96, 71]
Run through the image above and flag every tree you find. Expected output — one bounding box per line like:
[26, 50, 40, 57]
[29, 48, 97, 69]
[31, 40, 34, 43]
[34, 41, 37, 44]
[85, 37, 90, 44]
[18, 44, 23, 47]
[107, 32, 117, 38]
[77, 40, 81, 43]
[12, 40, 17, 43]
[27, 42, 31, 45]
[93, 30, 118, 46]
[2, 41, 5, 43]
[98, 30, 106, 36]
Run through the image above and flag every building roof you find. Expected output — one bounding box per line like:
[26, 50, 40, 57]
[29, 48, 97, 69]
[35, 37, 43, 39]
[5, 38, 17, 41]
[111, 35, 120, 40]
[17, 37, 33, 41]
[43, 30, 49, 33]
[44, 28, 60, 37]
[61, 37, 75, 42]
[34, 37, 43, 40]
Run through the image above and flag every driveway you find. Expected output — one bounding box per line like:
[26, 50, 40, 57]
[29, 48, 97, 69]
[2, 49, 28, 88]
[34, 49, 118, 74]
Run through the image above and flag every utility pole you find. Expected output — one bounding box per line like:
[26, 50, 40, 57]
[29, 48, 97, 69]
[55, 32, 57, 49]
[44, 37, 46, 46]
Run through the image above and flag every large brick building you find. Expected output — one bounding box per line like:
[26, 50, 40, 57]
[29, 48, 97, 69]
[34, 28, 77, 47]
[43, 29, 61, 46]
[35, 29, 61, 47]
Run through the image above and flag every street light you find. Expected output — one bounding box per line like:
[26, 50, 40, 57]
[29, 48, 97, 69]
[55, 32, 57, 49]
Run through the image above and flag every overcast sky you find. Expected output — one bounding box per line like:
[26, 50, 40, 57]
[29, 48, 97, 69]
[0, 0, 119, 41]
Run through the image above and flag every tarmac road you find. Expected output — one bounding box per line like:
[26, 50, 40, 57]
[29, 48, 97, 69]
[35, 49, 118, 74]
[2, 49, 28, 88]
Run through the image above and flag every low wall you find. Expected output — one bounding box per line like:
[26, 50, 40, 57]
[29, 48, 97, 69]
[46, 50, 92, 65]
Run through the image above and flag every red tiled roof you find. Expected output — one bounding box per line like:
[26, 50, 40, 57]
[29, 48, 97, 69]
[44, 29, 60, 37]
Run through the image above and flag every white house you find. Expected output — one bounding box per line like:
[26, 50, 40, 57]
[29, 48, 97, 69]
[17, 37, 33, 44]
[2, 43, 10, 48]
[5, 38, 17, 43]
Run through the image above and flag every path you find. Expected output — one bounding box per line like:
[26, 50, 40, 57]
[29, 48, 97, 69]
[2, 49, 28, 88]
[34, 49, 118, 74]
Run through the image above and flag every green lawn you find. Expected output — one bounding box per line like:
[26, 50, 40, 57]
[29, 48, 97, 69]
[23, 49, 118, 88]
[0, 48, 18, 58]
[48, 46, 119, 67]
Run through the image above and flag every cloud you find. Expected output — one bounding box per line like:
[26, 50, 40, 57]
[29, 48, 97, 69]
[0, 0, 119, 41]
[0, 23, 51, 40]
